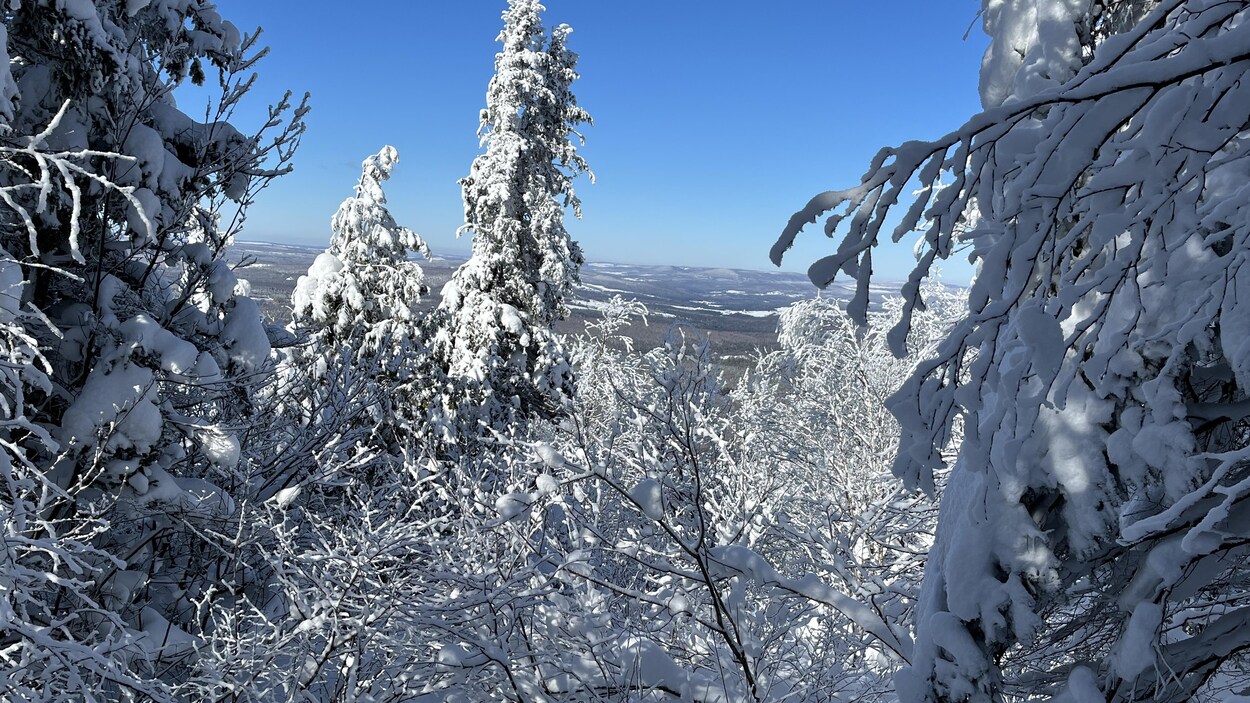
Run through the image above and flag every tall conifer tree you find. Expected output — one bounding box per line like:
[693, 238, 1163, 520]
[433, 0, 591, 437]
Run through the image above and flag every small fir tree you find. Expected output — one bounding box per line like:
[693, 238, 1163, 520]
[291, 145, 429, 377]
[282, 145, 430, 477]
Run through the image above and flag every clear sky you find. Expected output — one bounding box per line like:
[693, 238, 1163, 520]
[193, 2, 989, 280]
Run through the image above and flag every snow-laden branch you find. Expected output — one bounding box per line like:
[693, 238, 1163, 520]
[0, 101, 152, 263]
[779, 0, 1250, 700]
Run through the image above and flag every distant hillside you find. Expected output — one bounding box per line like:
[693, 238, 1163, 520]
[225, 240, 886, 373]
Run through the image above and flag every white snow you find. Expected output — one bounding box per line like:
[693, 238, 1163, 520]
[60, 363, 161, 454]
[195, 426, 241, 470]
[221, 297, 271, 371]
[270, 485, 302, 509]
[630, 478, 663, 520]
[119, 314, 199, 375]
[533, 442, 566, 468]
[535, 473, 558, 496]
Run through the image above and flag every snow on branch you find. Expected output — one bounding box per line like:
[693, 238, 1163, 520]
[0, 101, 153, 263]
[778, 0, 1250, 699]
[773, 0, 1243, 335]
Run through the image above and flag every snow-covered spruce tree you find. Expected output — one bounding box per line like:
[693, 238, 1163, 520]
[775, 0, 1250, 700]
[281, 146, 430, 483]
[0, 2, 305, 698]
[292, 146, 429, 361]
[433, 0, 591, 441]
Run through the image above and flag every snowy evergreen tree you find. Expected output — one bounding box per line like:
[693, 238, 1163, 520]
[283, 145, 430, 474]
[433, 0, 592, 438]
[0, 2, 305, 697]
[291, 145, 429, 362]
[775, 0, 1250, 700]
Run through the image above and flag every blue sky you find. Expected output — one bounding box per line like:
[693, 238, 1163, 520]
[197, 2, 988, 280]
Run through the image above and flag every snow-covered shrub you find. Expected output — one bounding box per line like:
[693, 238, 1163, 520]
[183, 475, 440, 702]
[731, 285, 967, 697]
[775, 0, 1250, 699]
[580, 331, 844, 702]
[521, 292, 963, 702]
